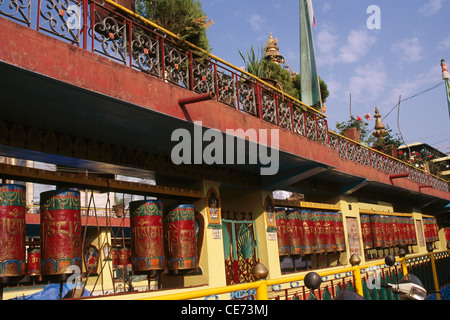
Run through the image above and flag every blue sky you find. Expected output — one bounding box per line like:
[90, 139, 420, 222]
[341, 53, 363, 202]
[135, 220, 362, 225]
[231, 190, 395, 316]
[202, 0, 450, 154]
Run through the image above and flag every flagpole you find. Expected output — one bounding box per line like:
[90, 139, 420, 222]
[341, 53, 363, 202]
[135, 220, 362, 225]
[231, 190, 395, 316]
[441, 59, 450, 119]
[299, 0, 322, 110]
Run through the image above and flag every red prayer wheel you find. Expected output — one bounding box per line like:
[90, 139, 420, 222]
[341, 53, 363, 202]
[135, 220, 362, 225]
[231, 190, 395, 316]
[165, 205, 198, 271]
[300, 209, 314, 254]
[27, 247, 41, 276]
[275, 210, 290, 256]
[392, 217, 400, 247]
[40, 190, 82, 277]
[398, 217, 407, 246]
[334, 212, 346, 252]
[129, 200, 165, 272]
[323, 211, 335, 253]
[286, 209, 302, 255]
[311, 211, 325, 254]
[0, 184, 26, 280]
[370, 215, 384, 248]
[360, 215, 373, 250]
[111, 247, 120, 268]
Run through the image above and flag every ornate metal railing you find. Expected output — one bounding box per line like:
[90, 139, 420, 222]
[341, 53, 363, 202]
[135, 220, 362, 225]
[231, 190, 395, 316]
[0, 0, 448, 193]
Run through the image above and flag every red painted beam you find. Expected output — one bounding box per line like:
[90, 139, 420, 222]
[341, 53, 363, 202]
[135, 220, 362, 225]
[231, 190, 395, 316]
[179, 92, 216, 106]
[389, 173, 409, 180]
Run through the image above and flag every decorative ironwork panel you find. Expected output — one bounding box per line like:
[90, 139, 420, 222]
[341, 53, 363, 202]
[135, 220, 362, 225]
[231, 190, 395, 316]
[347, 142, 356, 161]
[39, 0, 81, 43]
[93, 12, 127, 63]
[306, 114, 317, 140]
[278, 102, 292, 131]
[261, 91, 277, 124]
[339, 138, 347, 159]
[217, 71, 236, 108]
[222, 220, 259, 286]
[192, 60, 214, 94]
[329, 134, 339, 151]
[293, 108, 305, 136]
[238, 81, 257, 116]
[0, 0, 31, 24]
[317, 118, 328, 144]
[131, 28, 160, 76]
[163, 43, 189, 88]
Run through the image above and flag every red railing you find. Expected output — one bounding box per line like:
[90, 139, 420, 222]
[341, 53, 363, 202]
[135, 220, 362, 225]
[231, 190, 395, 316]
[1, 0, 448, 193]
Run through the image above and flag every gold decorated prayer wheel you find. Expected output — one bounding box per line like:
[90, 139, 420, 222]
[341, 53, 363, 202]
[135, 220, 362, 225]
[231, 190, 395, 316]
[40, 190, 82, 279]
[129, 200, 165, 274]
[0, 184, 26, 282]
[165, 205, 198, 272]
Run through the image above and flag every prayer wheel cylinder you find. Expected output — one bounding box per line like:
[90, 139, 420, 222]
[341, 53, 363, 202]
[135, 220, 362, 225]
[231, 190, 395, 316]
[0, 184, 26, 280]
[286, 210, 303, 255]
[165, 205, 198, 271]
[300, 209, 314, 254]
[370, 215, 384, 248]
[360, 215, 373, 250]
[27, 247, 41, 276]
[129, 200, 165, 273]
[334, 212, 346, 252]
[312, 211, 325, 253]
[323, 211, 335, 253]
[275, 210, 290, 256]
[40, 190, 82, 277]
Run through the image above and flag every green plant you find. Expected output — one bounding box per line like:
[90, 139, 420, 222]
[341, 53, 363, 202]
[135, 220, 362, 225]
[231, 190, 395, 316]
[238, 45, 267, 78]
[136, 0, 213, 52]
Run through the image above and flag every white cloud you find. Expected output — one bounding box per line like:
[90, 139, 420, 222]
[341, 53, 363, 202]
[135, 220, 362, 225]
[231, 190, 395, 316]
[391, 37, 423, 63]
[418, 0, 443, 16]
[316, 27, 376, 66]
[347, 61, 387, 103]
[338, 29, 376, 64]
[249, 14, 265, 31]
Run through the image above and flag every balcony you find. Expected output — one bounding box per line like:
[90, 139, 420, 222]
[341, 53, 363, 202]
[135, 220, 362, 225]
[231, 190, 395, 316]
[0, 0, 448, 198]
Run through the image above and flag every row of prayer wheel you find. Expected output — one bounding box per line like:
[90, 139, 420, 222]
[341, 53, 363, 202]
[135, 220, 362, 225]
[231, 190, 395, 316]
[0, 184, 198, 281]
[360, 215, 417, 250]
[275, 209, 346, 256]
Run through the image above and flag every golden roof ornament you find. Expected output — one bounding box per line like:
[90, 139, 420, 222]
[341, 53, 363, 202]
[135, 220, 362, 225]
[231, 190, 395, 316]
[372, 107, 388, 138]
[264, 33, 286, 65]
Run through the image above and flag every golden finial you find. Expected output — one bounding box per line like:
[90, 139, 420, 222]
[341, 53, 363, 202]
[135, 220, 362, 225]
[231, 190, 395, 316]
[372, 107, 388, 138]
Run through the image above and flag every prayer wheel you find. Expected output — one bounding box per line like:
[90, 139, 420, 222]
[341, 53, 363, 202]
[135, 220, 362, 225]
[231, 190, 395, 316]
[370, 215, 384, 248]
[0, 184, 26, 280]
[27, 247, 41, 276]
[275, 210, 290, 256]
[334, 212, 346, 252]
[311, 211, 325, 254]
[300, 209, 314, 254]
[286, 209, 302, 255]
[360, 215, 373, 250]
[392, 217, 401, 247]
[165, 205, 198, 271]
[398, 217, 407, 246]
[111, 247, 120, 268]
[384, 216, 394, 247]
[40, 190, 82, 278]
[129, 200, 165, 273]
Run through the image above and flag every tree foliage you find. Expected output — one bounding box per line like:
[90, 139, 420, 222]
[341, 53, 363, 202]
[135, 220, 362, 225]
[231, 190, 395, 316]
[239, 45, 329, 106]
[136, 0, 213, 52]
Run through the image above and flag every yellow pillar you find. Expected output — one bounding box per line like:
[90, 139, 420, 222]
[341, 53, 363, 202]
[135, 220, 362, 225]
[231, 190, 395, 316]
[400, 258, 408, 276]
[352, 265, 364, 297]
[255, 280, 269, 300]
[429, 253, 441, 300]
